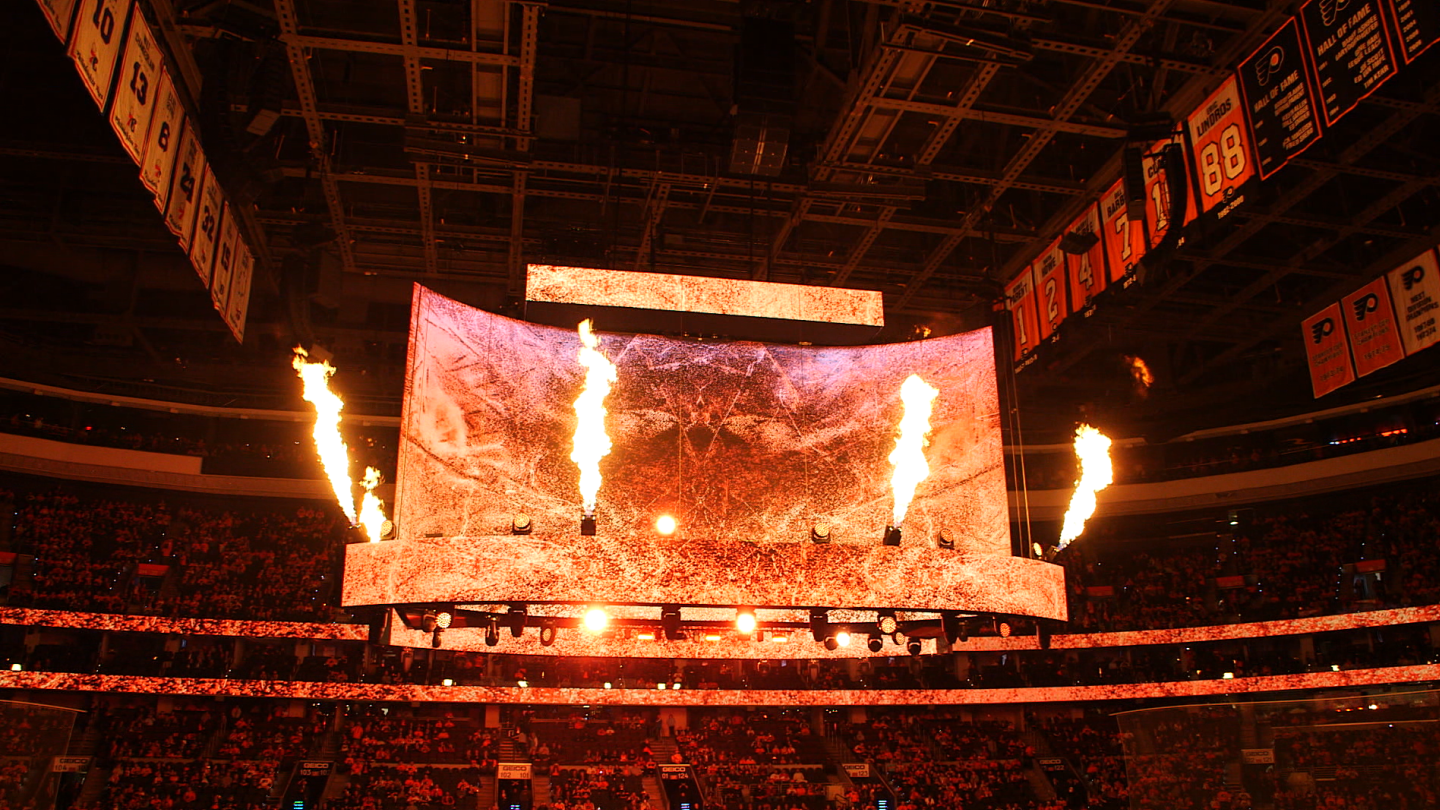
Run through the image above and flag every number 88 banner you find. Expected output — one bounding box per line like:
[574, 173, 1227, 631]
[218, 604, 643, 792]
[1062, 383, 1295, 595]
[1186, 76, 1256, 217]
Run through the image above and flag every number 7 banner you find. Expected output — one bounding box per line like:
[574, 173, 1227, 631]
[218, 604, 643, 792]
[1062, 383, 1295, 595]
[1186, 76, 1256, 218]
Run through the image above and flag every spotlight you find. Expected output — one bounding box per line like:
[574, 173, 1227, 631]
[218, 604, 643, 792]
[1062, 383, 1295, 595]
[431, 629, 443, 648]
[867, 636, 884, 653]
[823, 636, 839, 651]
[511, 514, 532, 535]
[583, 607, 609, 633]
[485, 621, 500, 647]
[937, 529, 955, 550]
[517, 680, 529, 688]
[835, 631, 852, 648]
[811, 522, 831, 543]
[656, 515, 678, 536]
[603, 681, 613, 689]
[421, 611, 440, 633]
[672, 682, 682, 690]
[998, 621, 1011, 638]
[656, 683, 667, 690]
[736, 610, 757, 635]
[704, 633, 722, 642]
[662, 607, 683, 640]
[883, 525, 902, 546]
[580, 514, 597, 536]
[9, 663, 21, 672]
[810, 610, 828, 643]
[508, 605, 527, 638]
[380, 519, 395, 540]
[636, 631, 656, 641]
[907, 638, 922, 655]
[442, 678, 454, 687]
[877, 613, 898, 635]
[539, 623, 557, 646]
[770, 634, 789, 644]
[435, 611, 453, 630]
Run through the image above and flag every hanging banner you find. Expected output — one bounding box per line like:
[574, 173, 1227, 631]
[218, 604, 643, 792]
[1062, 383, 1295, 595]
[1341, 276, 1404, 377]
[1237, 19, 1323, 180]
[1100, 179, 1146, 284]
[224, 241, 254, 343]
[1064, 203, 1107, 311]
[1387, 248, 1440, 356]
[67, 0, 131, 110]
[1186, 76, 1256, 219]
[1299, 0, 1399, 128]
[188, 176, 224, 287]
[107, 5, 161, 164]
[1142, 137, 1198, 249]
[1005, 266, 1041, 361]
[210, 208, 240, 312]
[35, 0, 80, 41]
[1302, 302, 1356, 398]
[1387, 0, 1440, 62]
[140, 73, 182, 205]
[163, 118, 204, 250]
[1035, 243, 1068, 340]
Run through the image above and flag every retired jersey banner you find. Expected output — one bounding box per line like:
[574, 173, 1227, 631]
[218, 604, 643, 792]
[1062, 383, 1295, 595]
[1303, 302, 1356, 398]
[35, 0, 80, 41]
[1005, 266, 1041, 361]
[1387, 0, 1440, 62]
[1299, 0, 1398, 128]
[1100, 179, 1146, 284]
[1142, 137, 1198, 249]
[210, 208, 240, 313]
[1387, 248, 1440, 356]
[163, 119, 204, 249]
[224, 241, 254, 343]
[1065, 203, 1107, 310]
[1238, 19, 1323, 180]
[68, 0, 130, 110]
[188, 174, 224, 286]
[1341, 277, 1404, 377]
[108, 5, 161, 164]
[1035, 243, 1068, 340]
[140, 72, 182, 205]
[1186, 76, 1256, 218]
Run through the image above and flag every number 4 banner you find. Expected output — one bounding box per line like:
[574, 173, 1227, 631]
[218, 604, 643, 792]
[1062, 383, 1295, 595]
[1186, 76, 1256, 219]
[1064, 203, 1107, 311]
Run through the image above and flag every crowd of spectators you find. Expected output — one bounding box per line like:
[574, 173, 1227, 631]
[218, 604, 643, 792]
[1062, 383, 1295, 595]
[549, 766, 649, 810]
[341, 707, 492, 769]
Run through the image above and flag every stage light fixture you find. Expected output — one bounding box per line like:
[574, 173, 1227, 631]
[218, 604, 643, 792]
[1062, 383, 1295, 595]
[835, 631, 852, 648]
[672, 682, 682, 690]
[662, 607, 683, 640]
[539, 623, 557, 646]
[907, 638, 922, 655]
[442, 678, 454, 686]
[435, 611, 453, 630]
[518, 680, 529, 688]
[811, 522, 831, 543]
[736, 610, 757, 635]
[420, 611, 440, 633]
[508, 605, 527, 638]
[637, 631, 656, 641]
[998, 621, 1012, 638]
[9, 663, 20, 672]
[810, 610, 828, 643]
[656, 515, 678, 536]
[937, 529, 955, 550]
[580, 514, 597, 536]
[823, 636, 838, 651]
[704, 633, 722, 642]
[431, 629, 443, 648]
[603, 682, 613, 689]
[511, 514, 532, 535]
[657, 683, 666, 690]
[583, 607, 609, 633]
[877, 613, 898, 635]
[771, 634, 789, 644]
[883, 525, 902, 546]
[485, 621, 500, 647]
[1059, 230, 1100, 255]
[867, 636, 884, 653]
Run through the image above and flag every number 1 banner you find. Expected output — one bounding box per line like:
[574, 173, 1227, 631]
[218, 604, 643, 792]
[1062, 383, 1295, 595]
[1005, 266, 1041, 362]
[108, 3, 160, 164]
[1186, 76, 1256, 219]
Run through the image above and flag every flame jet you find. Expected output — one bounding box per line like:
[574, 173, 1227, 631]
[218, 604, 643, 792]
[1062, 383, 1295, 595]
[1058, 424, 1113, 548]
[570, 320, 617, 516]
[889, 374, 940, 527]
[293, 347, 387, 542]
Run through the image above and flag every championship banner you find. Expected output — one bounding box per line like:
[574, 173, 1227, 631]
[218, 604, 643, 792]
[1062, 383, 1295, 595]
[210, 208, 240, 312]
[1034, 242, 1068, 340]
[1186, 76, 1255, 218]
[1299, 0, 1398, 128]
[1387, 248, 1440, 356]
[1341, 276, 1404, 377]
[1142, 136, 1198, 249]
[1302, 302, 1356, 398]
[108, 4, 161, 164]
[35, 0, 80, 41]
[1387, 0, 1440, 62]
[223, 241, 254, 343]
[67, 0, 131, 110]
[1100, 178, 1146, 283]
[140, 72, 182, 206]
[187, 174, 224, 286]
[1237, 19, 1323, 180]
[1064, 203, 1107, 311]
[163, 118, 204, 249]
[1005, 265, 1041, 360]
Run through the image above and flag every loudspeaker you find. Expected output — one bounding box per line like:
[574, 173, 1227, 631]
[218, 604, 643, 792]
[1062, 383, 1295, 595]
[1122, 144, 1147, 221]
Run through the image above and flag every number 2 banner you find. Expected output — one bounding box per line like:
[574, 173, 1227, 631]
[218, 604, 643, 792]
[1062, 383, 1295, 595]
[1035, 241, 1068, 340]
[1186, 76, 1256, 219]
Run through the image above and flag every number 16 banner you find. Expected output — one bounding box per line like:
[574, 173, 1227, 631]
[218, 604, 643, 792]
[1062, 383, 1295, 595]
[1186, 76, 1256, 219]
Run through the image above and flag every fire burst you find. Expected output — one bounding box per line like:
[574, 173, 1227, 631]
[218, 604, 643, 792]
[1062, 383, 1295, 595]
[292, 348, 387, 542]
[1123, 355, 1153, 394]
[1058, 424, 1113, 549]
[570, 320, 617, 516]
[888, 374, 940, 526]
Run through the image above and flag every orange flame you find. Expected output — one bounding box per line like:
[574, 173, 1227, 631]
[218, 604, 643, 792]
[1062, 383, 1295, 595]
[292, 348, 387, 542]
[1124, 355, 1154, 391]
[1058, 424, 1113, 549]
[570, 320, 617, 515]
[889, 374, 940, 526]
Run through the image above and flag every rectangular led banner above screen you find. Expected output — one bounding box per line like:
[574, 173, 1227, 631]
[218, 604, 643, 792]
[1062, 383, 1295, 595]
[394, 285, 1011, 555]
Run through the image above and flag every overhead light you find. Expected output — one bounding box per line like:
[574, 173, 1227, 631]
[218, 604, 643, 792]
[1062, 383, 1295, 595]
[636, 631, 657, 641]
[656, 683, 667, 690]
[867, 636, 884, 653]
[435, 611, 453, 630]
[835, 631, 852, 648]
[882, 526, 902, 546]
[656, 515, 678, 536]
[421, 611, 440, 633]
[442, 678, 454, 687]
[1222, 672, 1234, 680]
[9, 663, 20, 672]
[704, 633, 722, 642]
[672, 682, 682, 690]
[662, 606, 683, 640]
[811, 523, 831, 543]
[907, 639, 922, 655]
[1058, 231, 1100, 255]
[485, 621, 500, 647]
[810, 610, 828, 642]
[937, 529, 955, 550]
[583, 608, 609, 633]
[603, 681, 613, 689]
[736, 610, 757, 635]
[517, 680, 529, 688]
[877, 613, 898, 635]
[823, 636, 839, 651]
[508, 605, 527, 637]
[511, 514, 532, 535]
[998, 621, 1011, 638]
[539, 623, 557, 646]
[770, 634, 789, 644]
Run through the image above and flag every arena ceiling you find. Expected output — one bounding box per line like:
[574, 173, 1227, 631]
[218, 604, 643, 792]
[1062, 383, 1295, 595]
[0, 0, 1438, 440]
